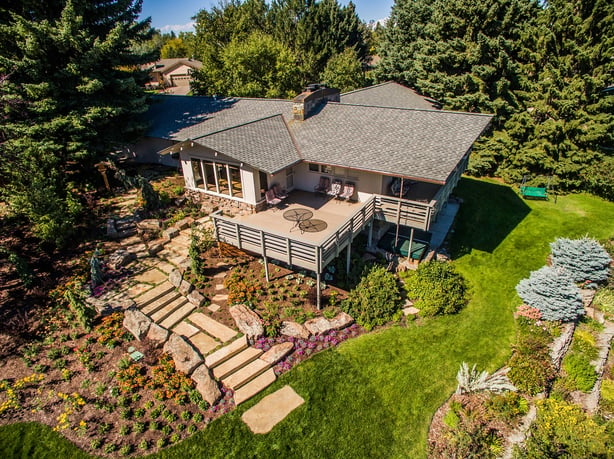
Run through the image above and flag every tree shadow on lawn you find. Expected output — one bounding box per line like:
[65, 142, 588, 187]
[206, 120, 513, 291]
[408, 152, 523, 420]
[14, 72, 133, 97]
[449, 178, 531, 257]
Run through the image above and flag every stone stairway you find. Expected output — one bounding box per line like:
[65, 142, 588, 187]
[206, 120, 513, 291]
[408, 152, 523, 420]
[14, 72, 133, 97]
[127, 215, 280, 406]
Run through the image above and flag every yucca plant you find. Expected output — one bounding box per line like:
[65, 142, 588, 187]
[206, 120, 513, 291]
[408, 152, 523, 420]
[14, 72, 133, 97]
[455, 362, 516, 395]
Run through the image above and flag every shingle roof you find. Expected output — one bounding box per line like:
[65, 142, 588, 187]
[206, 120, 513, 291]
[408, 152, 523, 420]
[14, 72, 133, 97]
[340, 82, 441, 110]
[143, 58, 203, 74]
[288, 104, 491, 183]
[193, 115, 300, 174]
[144, 86, 492, 183]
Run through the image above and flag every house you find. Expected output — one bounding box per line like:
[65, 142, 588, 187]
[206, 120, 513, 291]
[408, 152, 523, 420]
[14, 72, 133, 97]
[143, 58, 202, 94]
[136, 81, 492, 306]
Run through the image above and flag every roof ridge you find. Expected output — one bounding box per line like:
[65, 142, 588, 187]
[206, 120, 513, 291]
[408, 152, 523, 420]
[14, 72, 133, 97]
[331, 101, 493, 117]
[340, 81, 393, 96]
[192, 113, 286, 140]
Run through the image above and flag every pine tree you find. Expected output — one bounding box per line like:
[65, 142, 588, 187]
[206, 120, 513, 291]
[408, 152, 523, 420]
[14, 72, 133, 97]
[377, 0, 538, 124]
[0, 0, 154, 246]
[472, 0, 614, 193]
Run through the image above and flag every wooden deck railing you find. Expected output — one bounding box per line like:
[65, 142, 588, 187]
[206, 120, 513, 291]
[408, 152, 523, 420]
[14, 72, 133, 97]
[211, 197, 377, 273]
[373, 195, 434, 231]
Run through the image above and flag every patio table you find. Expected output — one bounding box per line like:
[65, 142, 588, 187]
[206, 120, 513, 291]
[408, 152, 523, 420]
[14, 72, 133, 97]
[298, 218, 328, 234]
[283, 208, 314, 231]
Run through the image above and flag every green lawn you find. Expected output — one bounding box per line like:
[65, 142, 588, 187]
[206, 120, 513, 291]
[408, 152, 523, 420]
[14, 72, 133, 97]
[2, 178, 613, 458]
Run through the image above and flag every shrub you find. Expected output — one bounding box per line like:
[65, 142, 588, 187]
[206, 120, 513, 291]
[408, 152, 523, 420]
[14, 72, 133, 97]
[519, 398, 608, 457]
[188, 424, 197, 434]
[133, 422, 145, 433]
[119, 445, 132, 456]
[455, 362, 516, 395]
[189, 226, 215, 280]
[192, 412, 203, 423]
[156, 438, 166, 448]
[341, 265, 402, 330]
[516, 266, 584, 321]
[90, 439, 102, 450]
[401, 261, 469, 316]
[562, 354, 597, 392]
[484, 392, 529, 423]
[119, 424, 130, 436]
[138, 439, 148, 450]
[593, 287, 614, 317]
[508, 325, 555, 395]
[103, 443, 116, 454]
[550, 237, 611, 283]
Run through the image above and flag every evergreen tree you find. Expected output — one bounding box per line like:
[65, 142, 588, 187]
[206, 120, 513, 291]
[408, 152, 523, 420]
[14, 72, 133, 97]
[377, 0, 538, 122]
[0, 0, 154, 246]
[471, 0, 614, 193]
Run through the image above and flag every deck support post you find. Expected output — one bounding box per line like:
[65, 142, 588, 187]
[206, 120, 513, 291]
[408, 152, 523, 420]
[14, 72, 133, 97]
[346, 243, 351, 274]
[406, 227, 415, 263]
[260, 230, 269, 282]
[316, 271, 322, 310]
[367, 222, 373, 248]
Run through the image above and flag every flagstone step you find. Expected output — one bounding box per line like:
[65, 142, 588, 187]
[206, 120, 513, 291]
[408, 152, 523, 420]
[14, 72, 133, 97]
[140, 290, 181, 315]
[160, 302, 197, 329]
[222, 358, 271, 390]
[150, 296, 188, 323]
[233, 369, 276, 405]
[171, 320, 200, 339]
[212, 347, 262, 380]
[190, 332, 220, 356]
[133, 281, 174, 306]
[205, 336, 249, 369]
[187, 312, 237, 343]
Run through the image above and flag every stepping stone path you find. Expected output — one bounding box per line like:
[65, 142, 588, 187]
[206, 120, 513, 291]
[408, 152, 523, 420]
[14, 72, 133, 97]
[115, 215, 284, 405]
[241, 385, 305, 434]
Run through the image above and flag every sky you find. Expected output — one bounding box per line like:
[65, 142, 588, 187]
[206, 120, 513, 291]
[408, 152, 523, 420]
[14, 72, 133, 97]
[139, 0, 394, 34]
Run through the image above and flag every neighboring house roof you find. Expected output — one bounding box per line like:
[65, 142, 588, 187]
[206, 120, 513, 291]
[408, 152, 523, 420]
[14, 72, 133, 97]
[340, 81, 441, 110]
[143, 58, 202, 74]
[192, 115, 300, 174]
[144, 82, 492, 183]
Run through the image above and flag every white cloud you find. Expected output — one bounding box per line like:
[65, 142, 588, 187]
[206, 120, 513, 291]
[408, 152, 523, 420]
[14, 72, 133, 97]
[159, 21, 195, 34]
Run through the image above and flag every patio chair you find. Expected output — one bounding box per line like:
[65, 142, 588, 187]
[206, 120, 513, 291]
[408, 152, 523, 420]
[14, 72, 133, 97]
[338, 181, 355, 202]
[327, 179, 342, 199]
[314, 176, 330, 196]
[271, 183, 288, 200]
[265, 189, 282, 210]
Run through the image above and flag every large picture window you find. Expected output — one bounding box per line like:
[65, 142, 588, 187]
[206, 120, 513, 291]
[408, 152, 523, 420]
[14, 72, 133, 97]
[191, 158, 243, 199]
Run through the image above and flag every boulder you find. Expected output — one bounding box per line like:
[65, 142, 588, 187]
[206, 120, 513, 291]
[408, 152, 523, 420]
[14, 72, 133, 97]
[106, 219, 119, 239]
[169, 269, 183, 288]
[179, 280, 193, 296]
[191, 364, 221, 405]
[260, 342, 294, 365]
[164, 227, 179, 240]
[175, 217, 194, 231]
[280, 321, 310, 339]
[187, 289, 206, 307]
[229, 304, 264, 341]
[148, 241, 165, 255]
[163, 333, 203, 375]
[108, 249, 136, 270]
[123, 308, 152, 341]
[146, 322, 169, 347]
[136, 219, 161, 233]
[304, 312, 353, 335]
[328, 312, 354, 330]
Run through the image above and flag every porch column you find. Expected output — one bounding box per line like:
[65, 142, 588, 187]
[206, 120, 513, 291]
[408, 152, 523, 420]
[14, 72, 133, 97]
[316, 271, 322, 310]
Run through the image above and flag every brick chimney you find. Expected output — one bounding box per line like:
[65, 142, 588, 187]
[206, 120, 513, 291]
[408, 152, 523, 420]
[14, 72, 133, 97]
[292, 84, 340, 121]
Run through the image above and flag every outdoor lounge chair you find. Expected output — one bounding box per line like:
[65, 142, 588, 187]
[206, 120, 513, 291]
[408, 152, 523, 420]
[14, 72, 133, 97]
[265, 189, 282, 210]
[327, 179, 342, 199]
[271, 184, 288, 200]
[314, 176, 330, 196]
[338, 181, 355, 201]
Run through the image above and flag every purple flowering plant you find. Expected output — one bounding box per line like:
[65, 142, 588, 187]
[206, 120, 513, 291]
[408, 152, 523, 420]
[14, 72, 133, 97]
[253, 324, 363, 376]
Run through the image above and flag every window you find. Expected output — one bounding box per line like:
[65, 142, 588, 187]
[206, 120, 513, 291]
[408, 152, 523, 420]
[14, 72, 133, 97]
[191, 158, 244, 199]
[308, 163, 319, 172]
